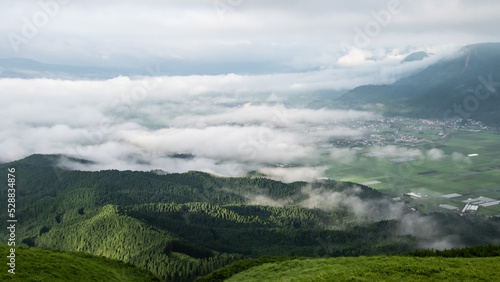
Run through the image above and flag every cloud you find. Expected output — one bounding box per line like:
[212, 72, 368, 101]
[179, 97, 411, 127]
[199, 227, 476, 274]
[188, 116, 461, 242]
[366, 145, 423, 159]
[337, 49, 374, 66]
[170, 104, 373, 128]
[426, 148, 445, 160]
[397, 213, 439, 239]
[298, 185, 344, 210]
[418, 236, 462, 251]
[296, 184, 469, 249]
[123, 126, 316, 164]
[299, 184, 405, 221]
[366, 147, 446, 162]
[248, 195, 290, 207]
[397, 213, 462, 250]
[451, 152, 472, 164]
[330, 148, 357, 164]
[259, 167, 329, 183]
[0, 74, 376, 181]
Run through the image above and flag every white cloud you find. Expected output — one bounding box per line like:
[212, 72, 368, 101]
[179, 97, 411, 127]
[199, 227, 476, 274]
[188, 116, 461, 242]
[337, 49, 374, 66]
[0, 75, 376, 181]
[426, 148, 445, 160]
[298, 184, 405, 222]
[367, 145, 423, 159]
[259, 167, 328, 183]
[248, 195, 290, 207]
[451, 152, 472, 164]
[299, 185, 344, 210]
[170, 104, 373, 128]
[330, 148, 357, 164]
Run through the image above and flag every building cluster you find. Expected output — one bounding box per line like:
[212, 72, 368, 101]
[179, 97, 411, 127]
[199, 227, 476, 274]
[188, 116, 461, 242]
[437, 194, 500, 214]
[463, 196, 500, 207]
[327, 117, 489, 149]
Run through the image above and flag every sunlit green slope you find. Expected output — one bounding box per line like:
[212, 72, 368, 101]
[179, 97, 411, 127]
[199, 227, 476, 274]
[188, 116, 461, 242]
[225, 256, 500, 281]
[0, 244, 161, 281]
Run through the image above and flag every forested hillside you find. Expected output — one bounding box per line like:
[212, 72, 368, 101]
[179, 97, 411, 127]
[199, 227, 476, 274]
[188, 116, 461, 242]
[1, 154, 499, 281]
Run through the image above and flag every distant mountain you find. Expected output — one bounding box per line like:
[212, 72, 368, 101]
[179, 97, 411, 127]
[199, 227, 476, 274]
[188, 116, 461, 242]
[339, 43, 500, 125]
[400, 51, 430, 63]
[0, 57, 291, 78]
[0, 58, 144, 79]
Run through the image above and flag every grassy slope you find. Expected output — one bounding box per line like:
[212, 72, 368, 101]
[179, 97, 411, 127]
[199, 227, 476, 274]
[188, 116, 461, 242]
[0, 245, 161, 281]
[225, 256, 500, 281]
[37, 204, 173, 262]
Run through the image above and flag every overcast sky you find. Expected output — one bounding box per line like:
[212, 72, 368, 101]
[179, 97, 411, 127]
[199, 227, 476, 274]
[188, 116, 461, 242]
[1, 0, 499, 73]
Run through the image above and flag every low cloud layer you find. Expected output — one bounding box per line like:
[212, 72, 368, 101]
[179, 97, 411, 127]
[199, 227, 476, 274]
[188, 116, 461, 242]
[298, 185, 468, 250]
[367, 145, 423, 159]
[330, 148, 358, 164]
[299, 185, 404, 222]
[0, 74, 377, 180]
[0, 71, 473, 182]
[329, 145, 448, 164]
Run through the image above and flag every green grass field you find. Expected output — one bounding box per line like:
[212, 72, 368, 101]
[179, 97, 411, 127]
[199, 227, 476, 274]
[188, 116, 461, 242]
[0, 245, 160, 281]
[226, 256, 500, 281]
[324, 129, 500, 215]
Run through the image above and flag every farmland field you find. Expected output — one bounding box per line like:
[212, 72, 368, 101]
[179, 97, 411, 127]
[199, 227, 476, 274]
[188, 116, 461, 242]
[323, 123, 500, 216]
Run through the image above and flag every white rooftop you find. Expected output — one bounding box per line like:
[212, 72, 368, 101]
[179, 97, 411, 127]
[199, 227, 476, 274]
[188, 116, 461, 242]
[361, 181, 382, 185]
[463, 197, 497, 205]
[439, 204, 459, 211]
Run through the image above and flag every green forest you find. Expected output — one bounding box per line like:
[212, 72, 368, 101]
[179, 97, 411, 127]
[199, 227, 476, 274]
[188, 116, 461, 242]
[1, 154, 500, 281]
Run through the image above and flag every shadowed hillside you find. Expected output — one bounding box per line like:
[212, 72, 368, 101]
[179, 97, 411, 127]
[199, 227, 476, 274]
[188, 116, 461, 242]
[339, 43, 500, 125]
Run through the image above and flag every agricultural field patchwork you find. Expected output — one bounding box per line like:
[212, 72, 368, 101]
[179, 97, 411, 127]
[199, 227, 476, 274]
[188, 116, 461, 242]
[323, 120, 500, 216]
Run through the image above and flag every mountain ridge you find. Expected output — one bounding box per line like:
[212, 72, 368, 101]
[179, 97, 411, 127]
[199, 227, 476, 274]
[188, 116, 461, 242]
[338, 42, 500, 125]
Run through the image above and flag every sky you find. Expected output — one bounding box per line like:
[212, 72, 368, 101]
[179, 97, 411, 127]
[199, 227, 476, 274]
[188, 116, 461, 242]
[1, 0, 499, 181]
[1, 0, 499, 72]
